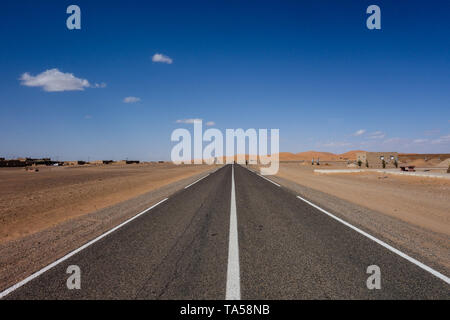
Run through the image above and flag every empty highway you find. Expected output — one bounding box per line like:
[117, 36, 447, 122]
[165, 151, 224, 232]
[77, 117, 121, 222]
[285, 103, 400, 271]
[1, 164, 449, 299]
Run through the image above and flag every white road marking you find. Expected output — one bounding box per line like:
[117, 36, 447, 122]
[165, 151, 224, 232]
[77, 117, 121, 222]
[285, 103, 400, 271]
[243, 165, 281, 187]
[184, 174, 209, 189]
[226, 165, 241, 300]
[296, 195, 450, 285]
[257, 174, 281, 187]
[0, 198, 169, 299]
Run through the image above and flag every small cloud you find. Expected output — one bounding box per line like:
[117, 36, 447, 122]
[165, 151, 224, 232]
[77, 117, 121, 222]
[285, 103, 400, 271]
[322, 141, 352, 147]
[123, 96, 141, 103]
[413, 139, 428, 144]
[368, 131, 385, 139]
[152, 53, 173, 64]
[94, 82, 107, 88]
[176, 118, 202, 124]
[431, 134, 450, 145]
[424, 129, 440, 136]
[205, 121, 215, 126]
[353, 129, 366, 136]
[20, 68, 96, 92]
[383, 137, 402, 144]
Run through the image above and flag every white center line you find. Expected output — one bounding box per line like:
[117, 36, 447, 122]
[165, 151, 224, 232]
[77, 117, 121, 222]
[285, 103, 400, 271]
[0, 198, 169, 299]
[226, 164, 241, 300]
[296, 195, 450, 285]
[184, 174, 210, 189]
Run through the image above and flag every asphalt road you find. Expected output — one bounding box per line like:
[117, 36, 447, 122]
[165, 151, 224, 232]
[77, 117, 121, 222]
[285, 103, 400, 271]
[2, 164, 449, 299]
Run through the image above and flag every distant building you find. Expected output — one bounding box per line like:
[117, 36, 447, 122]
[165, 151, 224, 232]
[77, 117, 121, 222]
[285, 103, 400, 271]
[356, 152, 399, 168]
[0, 157, 59, 167]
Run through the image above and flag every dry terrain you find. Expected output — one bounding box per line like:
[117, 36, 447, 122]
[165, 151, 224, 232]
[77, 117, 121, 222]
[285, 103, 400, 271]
[273, 163, 450, 235]
[0, 163, 213, 244]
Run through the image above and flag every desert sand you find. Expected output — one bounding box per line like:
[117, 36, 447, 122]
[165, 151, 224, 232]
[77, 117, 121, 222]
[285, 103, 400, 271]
[271, 163, 450, 235]
[0, 163, 214, 244]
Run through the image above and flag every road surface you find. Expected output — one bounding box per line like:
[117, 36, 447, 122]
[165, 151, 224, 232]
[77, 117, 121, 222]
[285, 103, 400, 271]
[1, 164, 449, 299]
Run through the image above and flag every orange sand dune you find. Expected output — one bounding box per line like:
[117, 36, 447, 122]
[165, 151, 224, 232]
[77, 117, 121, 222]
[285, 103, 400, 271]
[294, 151, 338, 161]
[278, 150, 364, 161]
[202, 150, 365, 162]
[278, 152, 298, 161]
[338, 150, 365, 160]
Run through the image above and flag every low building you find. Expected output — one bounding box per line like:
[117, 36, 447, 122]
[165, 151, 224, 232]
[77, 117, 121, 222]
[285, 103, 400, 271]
[0, 159, 27, 167]
[356, 152, 399, 168]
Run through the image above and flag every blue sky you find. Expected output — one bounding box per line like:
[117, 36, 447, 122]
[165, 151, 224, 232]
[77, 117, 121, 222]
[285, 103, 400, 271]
[0, 0, 449, 160]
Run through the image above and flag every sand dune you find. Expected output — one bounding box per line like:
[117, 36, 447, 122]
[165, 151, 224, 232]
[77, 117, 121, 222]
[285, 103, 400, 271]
[278, 150, 364, 161]
[196, 151, 449, 164]
[338, 150, 365, 160]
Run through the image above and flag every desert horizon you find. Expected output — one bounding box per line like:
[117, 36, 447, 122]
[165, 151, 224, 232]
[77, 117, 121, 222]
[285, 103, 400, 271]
[2, 149, 450, 164]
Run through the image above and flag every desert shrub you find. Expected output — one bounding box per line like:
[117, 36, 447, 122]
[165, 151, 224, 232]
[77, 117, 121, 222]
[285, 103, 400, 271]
[382, 159, 386, 169]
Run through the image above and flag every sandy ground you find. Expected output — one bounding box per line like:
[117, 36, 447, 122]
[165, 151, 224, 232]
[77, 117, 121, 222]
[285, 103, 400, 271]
[0, 163, 214, 244]
[270, 163, 450, 236]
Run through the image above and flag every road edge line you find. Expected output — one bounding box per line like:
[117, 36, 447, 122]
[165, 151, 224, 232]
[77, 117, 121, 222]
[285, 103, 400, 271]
[242, 164, 281, 187]
[296, 195, 450, 285]
[0, 198, 169, 299]
[257, 174, 281, 187]
[184, 174, 210, 189]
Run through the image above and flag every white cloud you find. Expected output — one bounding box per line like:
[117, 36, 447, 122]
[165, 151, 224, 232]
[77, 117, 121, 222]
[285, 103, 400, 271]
[322, 141, 352, 148]
[413, 139, 428, 144]
[431, 134, 450, 145]
[176, 118, 202, 124]
[353, 129, 366, 136]
[94, 82, 107, 88]
[19, 69, 101, 92]
[368, 131, 385, 139]
[152, 53, 173, 64]
[205, 121, 215, 126]
[123, 96, 141, 103]
[383, 137, 403, 144]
